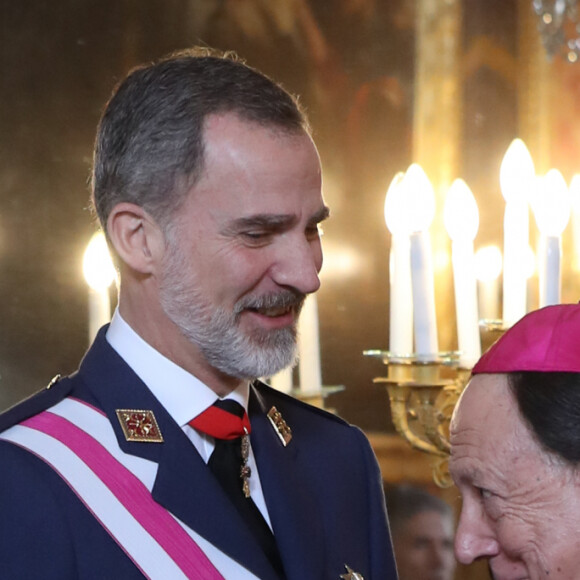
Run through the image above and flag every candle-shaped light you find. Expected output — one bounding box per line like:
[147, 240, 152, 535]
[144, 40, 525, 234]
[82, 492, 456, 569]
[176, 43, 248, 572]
[443, 178, 481, 368]
[297, 294, 322, 394]
[532, 169, 570, 307]
[570, 175, 580, 271]
[404, 164, 438, 358]
[474, 245, 503, 321]
[384, 171, 413, 356]
[83, 231, 116, 343]
[524, 244, 537, 313]
[500, 138, 535, 327]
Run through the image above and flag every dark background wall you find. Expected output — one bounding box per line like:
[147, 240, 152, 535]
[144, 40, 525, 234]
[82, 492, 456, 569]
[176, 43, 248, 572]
[0, 0, 416, 432]
[0, 0, 207, 408]
[0, 0, 535, 434]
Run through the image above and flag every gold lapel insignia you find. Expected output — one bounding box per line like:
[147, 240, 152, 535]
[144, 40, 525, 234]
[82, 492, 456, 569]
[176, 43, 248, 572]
[340, 565, 364, 580]
[267, 406, 292, 447]
[116, 409, 164, 443]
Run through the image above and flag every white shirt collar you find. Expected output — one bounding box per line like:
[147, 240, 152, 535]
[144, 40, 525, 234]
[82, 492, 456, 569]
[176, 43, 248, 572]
[105, 309, 249, 427]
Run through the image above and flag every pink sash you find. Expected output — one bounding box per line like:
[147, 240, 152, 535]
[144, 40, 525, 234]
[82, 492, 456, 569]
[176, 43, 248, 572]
[0, 398, 226, 580]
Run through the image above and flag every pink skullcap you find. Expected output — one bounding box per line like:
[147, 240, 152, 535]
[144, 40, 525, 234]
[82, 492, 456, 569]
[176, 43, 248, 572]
[472, 303, 580, 374]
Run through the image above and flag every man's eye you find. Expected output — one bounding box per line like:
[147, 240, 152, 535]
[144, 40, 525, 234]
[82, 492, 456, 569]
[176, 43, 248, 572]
[241, 231, 272, 245]
[478, 487, 492, 500]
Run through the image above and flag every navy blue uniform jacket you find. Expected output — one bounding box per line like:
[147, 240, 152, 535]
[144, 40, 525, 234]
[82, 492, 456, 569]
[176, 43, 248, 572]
[0, 328, 397, 579]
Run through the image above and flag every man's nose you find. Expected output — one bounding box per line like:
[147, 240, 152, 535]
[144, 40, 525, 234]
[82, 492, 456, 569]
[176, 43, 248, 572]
[272, 237, 322, 295]
[454, 508, 499, 565]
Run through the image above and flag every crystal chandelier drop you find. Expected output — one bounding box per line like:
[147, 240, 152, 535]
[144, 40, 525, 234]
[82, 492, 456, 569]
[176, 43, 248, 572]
[533, 0, 580, 61]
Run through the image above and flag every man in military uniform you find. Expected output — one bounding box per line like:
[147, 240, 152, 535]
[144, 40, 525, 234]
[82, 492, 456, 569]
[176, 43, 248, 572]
[0, 49, 396, 580]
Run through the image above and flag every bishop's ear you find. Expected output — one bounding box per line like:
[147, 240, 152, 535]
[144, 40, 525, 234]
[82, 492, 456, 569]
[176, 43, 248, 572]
[106, 202, 165, 274]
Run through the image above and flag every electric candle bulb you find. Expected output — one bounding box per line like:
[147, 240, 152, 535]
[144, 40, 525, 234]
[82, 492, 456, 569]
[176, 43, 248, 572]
[533, 169, 570, 307]
[533, 169, 570, 237]
[500, 138, 535, 327]
[444, 178, 479, 242]
[403, 164, 438, 358]
[83, 231, 116, 292]
[83, 231, 116, 343]
[404, 164, 436, 233]
[444, 178, 481, 368]
[570, 174, 580, 271]
[385, 172, 413, 355]
[475, 245, 503, 321]
[500, 138, 535, 204]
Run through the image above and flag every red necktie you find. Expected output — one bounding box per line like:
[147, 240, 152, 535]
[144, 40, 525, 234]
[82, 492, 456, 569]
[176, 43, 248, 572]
[189, 399, 285, 577]
[189, 399, 251, 440]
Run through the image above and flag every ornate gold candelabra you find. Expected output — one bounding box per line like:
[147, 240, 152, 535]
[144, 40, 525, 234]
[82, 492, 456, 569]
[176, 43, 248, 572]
[365, 321, 504, 487]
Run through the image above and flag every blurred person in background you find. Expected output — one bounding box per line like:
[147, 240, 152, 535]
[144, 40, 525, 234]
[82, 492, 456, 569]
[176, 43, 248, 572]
[385, 483, 457, 580]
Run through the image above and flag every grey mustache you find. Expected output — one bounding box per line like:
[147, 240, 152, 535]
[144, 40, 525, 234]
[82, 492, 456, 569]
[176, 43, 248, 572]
[236, 290, 306, 313]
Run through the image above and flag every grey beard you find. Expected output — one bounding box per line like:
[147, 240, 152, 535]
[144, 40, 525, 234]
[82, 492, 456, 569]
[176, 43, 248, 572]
[160, 274, 304, 379]
[199, 312, 299, 379]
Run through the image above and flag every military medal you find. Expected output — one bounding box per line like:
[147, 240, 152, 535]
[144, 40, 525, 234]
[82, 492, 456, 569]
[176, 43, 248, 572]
[116, 409, 164, 443]
[240, 427, 252, 498]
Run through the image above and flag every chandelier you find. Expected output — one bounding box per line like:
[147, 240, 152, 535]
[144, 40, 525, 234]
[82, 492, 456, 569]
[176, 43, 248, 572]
[533, 0, 580, 61]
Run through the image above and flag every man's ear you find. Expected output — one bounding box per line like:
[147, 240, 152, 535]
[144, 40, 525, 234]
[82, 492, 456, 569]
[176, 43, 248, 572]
[107, 202, 165, 274]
